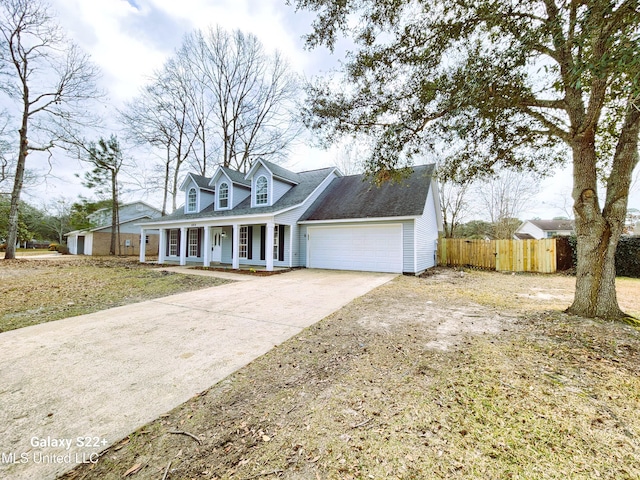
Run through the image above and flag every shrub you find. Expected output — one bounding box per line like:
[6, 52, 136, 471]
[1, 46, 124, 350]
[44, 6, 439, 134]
[616, 236, 640, 278]
[0, 243, 6, 252]
[55, 244, 69, 255]
[564, 235, 640, 278]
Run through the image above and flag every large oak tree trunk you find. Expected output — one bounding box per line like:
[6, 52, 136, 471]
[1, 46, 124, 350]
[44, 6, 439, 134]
[568, 100, 640, 321]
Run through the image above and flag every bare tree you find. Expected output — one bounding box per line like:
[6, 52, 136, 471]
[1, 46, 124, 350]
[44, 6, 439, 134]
[122, 26, 301, 211]
[476, 170, 540, 239]
[0, 0, 101, 259]
[121, 56, 201, 214]
[181, 26, 301, 172]
[332, 140, 364, 175]
[41, 196, 71, 244]
[438, 171, 474, 238]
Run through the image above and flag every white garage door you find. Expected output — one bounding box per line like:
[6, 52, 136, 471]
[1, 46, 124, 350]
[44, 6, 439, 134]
[307, 224, 403, 273]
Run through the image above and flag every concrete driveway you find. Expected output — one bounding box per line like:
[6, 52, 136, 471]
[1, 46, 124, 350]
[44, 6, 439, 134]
[0, 269, 395, 480]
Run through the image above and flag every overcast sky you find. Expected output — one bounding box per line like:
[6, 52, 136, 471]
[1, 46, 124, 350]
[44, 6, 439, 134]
[18, 0, 640, 219]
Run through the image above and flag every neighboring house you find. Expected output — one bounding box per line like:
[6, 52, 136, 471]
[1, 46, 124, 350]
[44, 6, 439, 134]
[66, 202, 162, 256]
[514, 219, 575, 240]
[625, 208, 640, 235]
[138, 160, 443, 274]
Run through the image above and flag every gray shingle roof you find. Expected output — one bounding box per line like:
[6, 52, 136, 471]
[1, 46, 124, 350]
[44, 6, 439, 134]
[299, 164, 436, 221]
[528, 219, 575, 231]
[259, 159, 300, 184]
[189, 173, 214, 190]
[146, 167, 336, 223]
[220, 167, 251, 186]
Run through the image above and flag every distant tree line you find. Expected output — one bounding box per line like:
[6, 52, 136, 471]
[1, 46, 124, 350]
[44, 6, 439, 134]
[0, 196, 113, 247]
[0, 0, 302, 259]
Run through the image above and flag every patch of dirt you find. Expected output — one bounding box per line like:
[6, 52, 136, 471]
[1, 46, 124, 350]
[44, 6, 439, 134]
[62, 268, 640, 479]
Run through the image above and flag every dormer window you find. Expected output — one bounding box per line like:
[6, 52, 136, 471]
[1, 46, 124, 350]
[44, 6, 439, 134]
[219, 182, 229, 209]
[187, 188, 197, 212]
[256, 175, 268, 205]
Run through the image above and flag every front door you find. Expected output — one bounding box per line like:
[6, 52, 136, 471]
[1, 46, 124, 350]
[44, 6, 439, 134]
[211, 227, 222, 263]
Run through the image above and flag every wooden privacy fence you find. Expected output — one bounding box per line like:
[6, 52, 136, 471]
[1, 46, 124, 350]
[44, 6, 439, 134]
[437, 238, 557, 273]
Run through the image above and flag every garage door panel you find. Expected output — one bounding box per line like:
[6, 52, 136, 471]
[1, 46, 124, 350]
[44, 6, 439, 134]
[308, 224, 403, 273]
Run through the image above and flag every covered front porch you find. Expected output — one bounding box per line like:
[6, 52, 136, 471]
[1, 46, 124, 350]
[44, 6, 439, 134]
[139, 221, 293, 272]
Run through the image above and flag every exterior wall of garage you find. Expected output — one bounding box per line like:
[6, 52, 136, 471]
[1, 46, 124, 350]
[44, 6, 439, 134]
[299, 213, 440, 274]
[300, 220, 415, 272]
[414, 185, 440, 272]
[276, 170, 341, 267]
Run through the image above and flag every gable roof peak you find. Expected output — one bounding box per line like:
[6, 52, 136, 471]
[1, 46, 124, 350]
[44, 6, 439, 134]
[180, 172, 214, 192]
[246, 158, 300, 184]
[211, 165, 251, 187]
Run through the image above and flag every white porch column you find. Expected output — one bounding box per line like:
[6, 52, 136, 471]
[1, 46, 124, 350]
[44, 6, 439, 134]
[139, 228, 146, 263]
[158, 229, 166, 264]
[179, 227, 187, 266]
[266, 222, 275, 272]
[203, 226, 211, 266]
[232, 224, 240, 269]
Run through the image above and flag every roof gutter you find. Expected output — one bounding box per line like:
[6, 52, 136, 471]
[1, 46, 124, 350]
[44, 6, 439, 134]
[299, 215, 419, 225]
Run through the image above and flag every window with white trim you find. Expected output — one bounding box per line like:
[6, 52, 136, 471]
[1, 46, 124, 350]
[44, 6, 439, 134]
[255, 176, 268, 205]
[239, 226, 248, 258]
[219, 182, 229, 209]
[169, 230, 178, 256]
[273, 225, 279, 260]
[188, 229, 199, 257]
[187, 188, 197, 212]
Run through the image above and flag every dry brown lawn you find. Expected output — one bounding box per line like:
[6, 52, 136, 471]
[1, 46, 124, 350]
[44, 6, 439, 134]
[0, 256, 230, 332]
[57, 268, 640, 480]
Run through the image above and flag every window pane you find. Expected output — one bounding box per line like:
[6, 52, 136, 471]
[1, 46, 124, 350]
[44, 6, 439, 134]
[169, 230, 178, 256]
[239, 226, 248, 258]
[188, 188, 197, 212]
[273, 225, 279, 260]
[256, 176, 267, 205]
[188, 229, 198, 257]
[219, 183, 228, 208]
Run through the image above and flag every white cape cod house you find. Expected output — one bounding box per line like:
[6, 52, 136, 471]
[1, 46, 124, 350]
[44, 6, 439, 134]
[138, 159, 442, 274]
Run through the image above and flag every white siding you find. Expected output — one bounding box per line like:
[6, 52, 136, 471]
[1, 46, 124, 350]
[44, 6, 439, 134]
[307, 224, 403, 273]
[67, 235, 78, 254]
[84, 233, 94, 256]
[276, 170, 340, 267]
[402, 221, 415, 272]
[414, 187, 440, 272]
[302, 218, 413, 271]
[516, 221, 546, 239]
